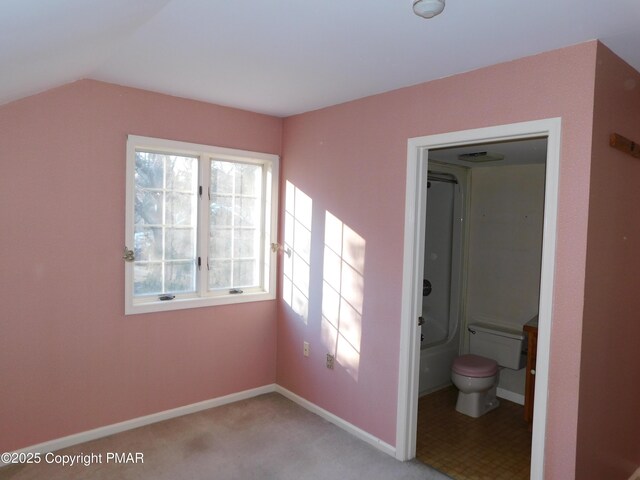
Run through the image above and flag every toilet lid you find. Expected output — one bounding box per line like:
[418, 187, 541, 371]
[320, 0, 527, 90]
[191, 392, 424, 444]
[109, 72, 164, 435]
[452, 354, 498, 377]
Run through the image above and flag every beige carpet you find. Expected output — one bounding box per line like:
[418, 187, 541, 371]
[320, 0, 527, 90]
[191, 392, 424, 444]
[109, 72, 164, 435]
[1, 393, 451, 479]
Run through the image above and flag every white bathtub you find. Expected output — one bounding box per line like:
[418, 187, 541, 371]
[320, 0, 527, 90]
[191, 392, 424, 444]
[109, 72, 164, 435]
[419, 321, 460, 395]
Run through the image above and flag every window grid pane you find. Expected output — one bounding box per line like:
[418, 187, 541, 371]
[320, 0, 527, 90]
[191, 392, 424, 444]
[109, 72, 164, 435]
[209, 160, 262, 290]
[134, 151, 198, 296]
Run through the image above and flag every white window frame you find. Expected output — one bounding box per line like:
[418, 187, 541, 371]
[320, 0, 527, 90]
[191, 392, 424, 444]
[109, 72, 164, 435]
[125, 135, 279, 315]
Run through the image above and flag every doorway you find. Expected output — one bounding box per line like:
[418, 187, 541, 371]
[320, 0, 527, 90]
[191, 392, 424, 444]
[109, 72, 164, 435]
[395, 119, 561, 480]
[416, 139, 546, 479]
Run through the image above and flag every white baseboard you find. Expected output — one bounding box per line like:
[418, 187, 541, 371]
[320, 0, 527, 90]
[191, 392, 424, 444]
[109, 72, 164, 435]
[497, 387, 525, 405]
[275, 385, 396, 458]
[3, 383, 395, 468]
[2, 384, 276, 467]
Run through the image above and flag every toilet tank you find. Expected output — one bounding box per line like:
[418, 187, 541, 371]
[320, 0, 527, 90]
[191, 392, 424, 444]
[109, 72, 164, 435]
[468, 322, 525, 369]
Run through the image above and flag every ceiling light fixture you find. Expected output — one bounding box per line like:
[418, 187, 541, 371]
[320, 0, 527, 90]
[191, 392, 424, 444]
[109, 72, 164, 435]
[413, 0, 445, 18]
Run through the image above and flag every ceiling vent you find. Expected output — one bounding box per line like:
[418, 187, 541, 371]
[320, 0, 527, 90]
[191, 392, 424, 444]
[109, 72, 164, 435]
[458, 151, 505, 163]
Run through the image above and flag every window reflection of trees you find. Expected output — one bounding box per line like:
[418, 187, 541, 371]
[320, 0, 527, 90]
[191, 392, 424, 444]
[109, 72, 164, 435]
[133, 151, 197, 295]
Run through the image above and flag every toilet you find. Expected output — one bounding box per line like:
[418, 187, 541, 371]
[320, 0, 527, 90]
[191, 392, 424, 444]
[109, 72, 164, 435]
[451, 323, 525, 418]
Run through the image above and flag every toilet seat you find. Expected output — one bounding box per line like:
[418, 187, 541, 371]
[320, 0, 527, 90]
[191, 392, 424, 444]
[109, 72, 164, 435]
[452, 354, 498, 378]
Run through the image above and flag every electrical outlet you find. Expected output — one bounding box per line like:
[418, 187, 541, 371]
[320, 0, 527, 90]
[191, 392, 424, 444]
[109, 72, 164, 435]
[326, 353, 335, 369]
[303, 341, 310, 357]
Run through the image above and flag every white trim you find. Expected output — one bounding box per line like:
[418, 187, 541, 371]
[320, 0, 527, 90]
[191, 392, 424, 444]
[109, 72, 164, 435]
[125, 135, 279, 315]
[127, 135, 279, 164]
[125, 290, 277, 315]
[275, 385, 396, 458]
[396, 118, 561, 480]
[4, 384, 398, 468]
[532, 117, 561, 480]
[395, 140, 428, 460]
[2, 384, 276, 466]
[497, 388, 525, 406]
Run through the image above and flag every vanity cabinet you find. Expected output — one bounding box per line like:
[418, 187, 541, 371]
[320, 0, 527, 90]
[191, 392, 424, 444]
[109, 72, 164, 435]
[523, 319, 538, 424]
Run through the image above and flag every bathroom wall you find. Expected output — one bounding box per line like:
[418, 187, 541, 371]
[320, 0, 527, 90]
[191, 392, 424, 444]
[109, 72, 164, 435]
[576, 43, 640, 479]
[466, 164, 546, 331]
[462, 163, 545, 401]
[0, 79, 282, 452]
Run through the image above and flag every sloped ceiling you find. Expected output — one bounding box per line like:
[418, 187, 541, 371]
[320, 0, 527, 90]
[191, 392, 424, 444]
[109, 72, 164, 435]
[1, 0, 639, 117]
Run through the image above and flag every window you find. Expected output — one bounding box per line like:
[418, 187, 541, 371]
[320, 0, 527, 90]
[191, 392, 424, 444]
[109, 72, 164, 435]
[125, 135, 279, 314]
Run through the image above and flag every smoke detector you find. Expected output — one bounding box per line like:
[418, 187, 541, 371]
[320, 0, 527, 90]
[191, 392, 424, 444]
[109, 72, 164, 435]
[413, 0, 445, 18]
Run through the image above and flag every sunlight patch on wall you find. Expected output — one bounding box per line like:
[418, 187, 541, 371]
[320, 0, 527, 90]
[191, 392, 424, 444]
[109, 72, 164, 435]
[282, 181, 313, 323]
[321, 211, 366, 381]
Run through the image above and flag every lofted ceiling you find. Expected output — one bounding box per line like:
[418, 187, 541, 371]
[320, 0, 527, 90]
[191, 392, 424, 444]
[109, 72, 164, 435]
[1, 0, 639, 117]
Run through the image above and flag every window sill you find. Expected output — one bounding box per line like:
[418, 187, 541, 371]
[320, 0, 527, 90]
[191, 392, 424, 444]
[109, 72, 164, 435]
[125, 290, 275, 315]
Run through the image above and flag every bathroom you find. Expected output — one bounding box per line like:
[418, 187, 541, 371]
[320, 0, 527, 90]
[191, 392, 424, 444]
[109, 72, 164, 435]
[416, 137, 547, 479]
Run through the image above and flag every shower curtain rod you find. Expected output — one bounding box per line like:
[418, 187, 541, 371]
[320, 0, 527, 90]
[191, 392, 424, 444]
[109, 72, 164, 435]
[427, 173, 458, 184]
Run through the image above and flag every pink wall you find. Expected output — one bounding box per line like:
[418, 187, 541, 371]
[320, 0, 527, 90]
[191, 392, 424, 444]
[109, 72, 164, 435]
[278, 42, 599, 478]
[5, 42, 634, 479]
[0, 80, 282, 452]
[576, 44, 640, 479]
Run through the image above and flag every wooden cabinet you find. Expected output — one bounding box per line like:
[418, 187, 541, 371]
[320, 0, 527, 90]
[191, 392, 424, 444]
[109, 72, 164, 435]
[523, 319, 538, 424]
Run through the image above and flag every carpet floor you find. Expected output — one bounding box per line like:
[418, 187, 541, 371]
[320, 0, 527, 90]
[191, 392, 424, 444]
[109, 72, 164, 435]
[1, 393, 451, 480]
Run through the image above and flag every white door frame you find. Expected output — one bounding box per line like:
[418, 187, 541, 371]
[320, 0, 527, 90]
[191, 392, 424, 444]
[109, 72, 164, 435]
[395, 118, 561, 480]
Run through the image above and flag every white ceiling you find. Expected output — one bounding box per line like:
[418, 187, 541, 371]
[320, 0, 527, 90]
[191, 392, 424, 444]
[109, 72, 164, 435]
[1, 0, 639, 117]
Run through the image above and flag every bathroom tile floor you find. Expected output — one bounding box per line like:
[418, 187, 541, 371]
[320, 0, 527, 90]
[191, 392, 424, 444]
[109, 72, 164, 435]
[416, 386, 532, 480]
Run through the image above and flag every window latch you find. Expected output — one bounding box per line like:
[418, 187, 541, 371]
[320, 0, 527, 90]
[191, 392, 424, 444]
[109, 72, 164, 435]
[197, 257, 202, 271]
[123, 246, 135, 262]
[271, 243, 292, 257]
[229, 289, 243, 294]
